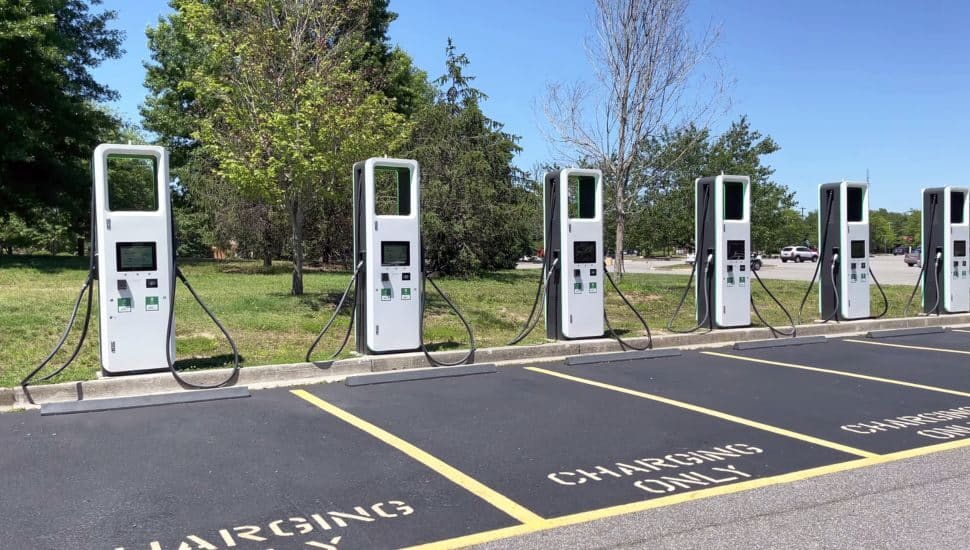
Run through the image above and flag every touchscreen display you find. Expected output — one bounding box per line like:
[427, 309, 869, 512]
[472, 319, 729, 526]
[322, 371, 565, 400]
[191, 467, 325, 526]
[381, 241, 410, 266]
[851, 240, 866, 259]
[573, 241, 597, 264]
[726, 240, 746, 260]
[116, 242, 157, 272]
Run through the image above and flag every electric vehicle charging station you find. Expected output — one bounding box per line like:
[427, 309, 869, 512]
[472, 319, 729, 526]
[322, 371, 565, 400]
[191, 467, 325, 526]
[94, 144, 174, 374]
[817, 181, 871, 320]
[544, 168, 605, 340]
[353, 158, 422, 354]
[507, 168, 650, 350]
[23, 143, 240, 395]
[921, 186, 970, 314]
[307, 158, 475, 367]
[693, 175, 752, 329]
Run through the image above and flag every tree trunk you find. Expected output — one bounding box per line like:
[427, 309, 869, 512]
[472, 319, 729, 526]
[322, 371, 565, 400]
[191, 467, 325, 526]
[614, 213, 625, 275]
[289, 197, 305, 295]
[262, 251, 272, 267]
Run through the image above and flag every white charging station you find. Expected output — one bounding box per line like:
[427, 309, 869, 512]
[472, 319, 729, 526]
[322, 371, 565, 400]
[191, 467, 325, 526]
[544, 168, 604, 340]
[353, 158, 422, 353]
[694, 175, 751, 328]
[922, 186, 970, 314]
[818, 181, 870, 320]
[93, 144, 174, 375]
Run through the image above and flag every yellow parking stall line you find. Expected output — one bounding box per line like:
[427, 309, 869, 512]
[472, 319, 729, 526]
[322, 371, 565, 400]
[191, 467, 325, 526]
[845, 338, 970, 355]
[703, 351, 970, 398]
[290, 389, 544, 526]
[525, 367, 876, 458]
[408, 437, 970, 550]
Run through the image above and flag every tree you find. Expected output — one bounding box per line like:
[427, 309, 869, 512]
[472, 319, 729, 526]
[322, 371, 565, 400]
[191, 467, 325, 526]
[542, 0, 725, 272]
[869, 210, 895, 253]
[143, 0, 431, 269]
[0, 0, 123, 225]
[901, 208, 921, 246]
[628, 116, 794, 254]
[175, 0, 409, 294]
[405, 40, 533, 275]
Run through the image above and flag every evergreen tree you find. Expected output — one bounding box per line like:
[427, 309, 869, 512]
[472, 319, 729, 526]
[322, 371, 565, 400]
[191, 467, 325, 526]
[0, 0, 124, 225]
[406, 40, 533, 275]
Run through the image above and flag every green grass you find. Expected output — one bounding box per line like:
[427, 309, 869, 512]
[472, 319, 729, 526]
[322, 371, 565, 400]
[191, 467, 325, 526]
[0, 255, 916, 387]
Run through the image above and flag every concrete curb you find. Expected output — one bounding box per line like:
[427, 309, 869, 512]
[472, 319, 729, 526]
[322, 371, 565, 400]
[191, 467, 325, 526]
[5, 314, 970, 411]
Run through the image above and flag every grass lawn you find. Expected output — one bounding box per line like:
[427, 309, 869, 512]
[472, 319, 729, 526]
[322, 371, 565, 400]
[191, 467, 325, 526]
[0, 255, 916, 387]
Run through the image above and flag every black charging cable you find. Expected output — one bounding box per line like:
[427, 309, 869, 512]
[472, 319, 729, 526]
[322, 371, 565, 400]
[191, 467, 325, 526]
[508, 183, 558, 346]
[603, 263, 653, 350]
[21, 186, 98, 390]
[305, 261, 364, 362]
[165, 265, 241, 389]
[904, 198, 938, 317]
[667, 184, 714, 333]
[750, 268, 797, 337]
[419, 269, 476, 367]
[507, 257, 559, 346]
[797, 191, 835, 324]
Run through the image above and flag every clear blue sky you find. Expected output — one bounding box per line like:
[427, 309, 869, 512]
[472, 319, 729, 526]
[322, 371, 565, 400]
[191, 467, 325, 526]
[92, 0, 970, 212]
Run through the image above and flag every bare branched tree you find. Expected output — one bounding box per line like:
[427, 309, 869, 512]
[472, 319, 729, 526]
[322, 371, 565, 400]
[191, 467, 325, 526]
[542, 0, 727, 273]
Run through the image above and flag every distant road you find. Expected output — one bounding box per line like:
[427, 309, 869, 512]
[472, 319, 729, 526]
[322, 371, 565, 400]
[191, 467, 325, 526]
[518, 254, 922, 286]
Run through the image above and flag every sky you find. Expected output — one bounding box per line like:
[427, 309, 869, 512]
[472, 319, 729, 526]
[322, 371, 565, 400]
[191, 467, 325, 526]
[91, 0, 970, 212]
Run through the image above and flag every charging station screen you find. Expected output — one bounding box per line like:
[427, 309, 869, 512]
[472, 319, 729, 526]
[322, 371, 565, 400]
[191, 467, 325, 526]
[381, 241, 410, 266]
[955, 241, 967, 257]
[952, 191, 966, 224]
[851, 240, 866, 258]
[727, 240, 746, 260]
[724, 181, 744, 220]
[847, 187, 864, 222]
[573, 241, 597, 264]
[116, 242, 157, 272]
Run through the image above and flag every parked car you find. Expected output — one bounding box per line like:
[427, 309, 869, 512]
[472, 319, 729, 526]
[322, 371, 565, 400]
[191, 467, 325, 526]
[780, 246, 819, 263]
[904, 248, 922, 267]
[892, 246, 908, 255]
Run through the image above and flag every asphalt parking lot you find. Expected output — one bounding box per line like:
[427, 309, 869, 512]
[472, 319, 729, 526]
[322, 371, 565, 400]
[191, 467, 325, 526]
[3, 329, 970, 549]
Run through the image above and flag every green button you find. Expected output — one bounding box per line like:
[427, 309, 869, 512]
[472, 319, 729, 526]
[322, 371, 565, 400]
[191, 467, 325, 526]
[117, 297, 132, 313]
[146, 296, 159, 311]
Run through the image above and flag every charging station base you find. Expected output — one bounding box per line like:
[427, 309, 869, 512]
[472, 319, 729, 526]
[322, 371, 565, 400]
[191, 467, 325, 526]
[40, 386, 250, 416]
[866, 326, 947, 339]
[733, 336, 827, 350]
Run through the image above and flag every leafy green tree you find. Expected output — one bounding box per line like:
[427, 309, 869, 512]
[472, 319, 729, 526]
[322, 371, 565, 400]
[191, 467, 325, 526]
[404, 40, 533, 275]
[628, 116, 796, 254]
[869, 210, 895, 253]
[0, 0, 123, 225]
[901, 208, 921, 245]
[173, 0, 408, 294]
[142, 0, 431, 271]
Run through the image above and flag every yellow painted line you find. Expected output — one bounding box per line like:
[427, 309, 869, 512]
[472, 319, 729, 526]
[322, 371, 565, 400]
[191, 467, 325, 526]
[525, 367, 876, 458]
[703, 351, 970, 399]
[845, 338, 970, 356]
[290, 389, 544, 526]
[407, 437, 970, 550]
